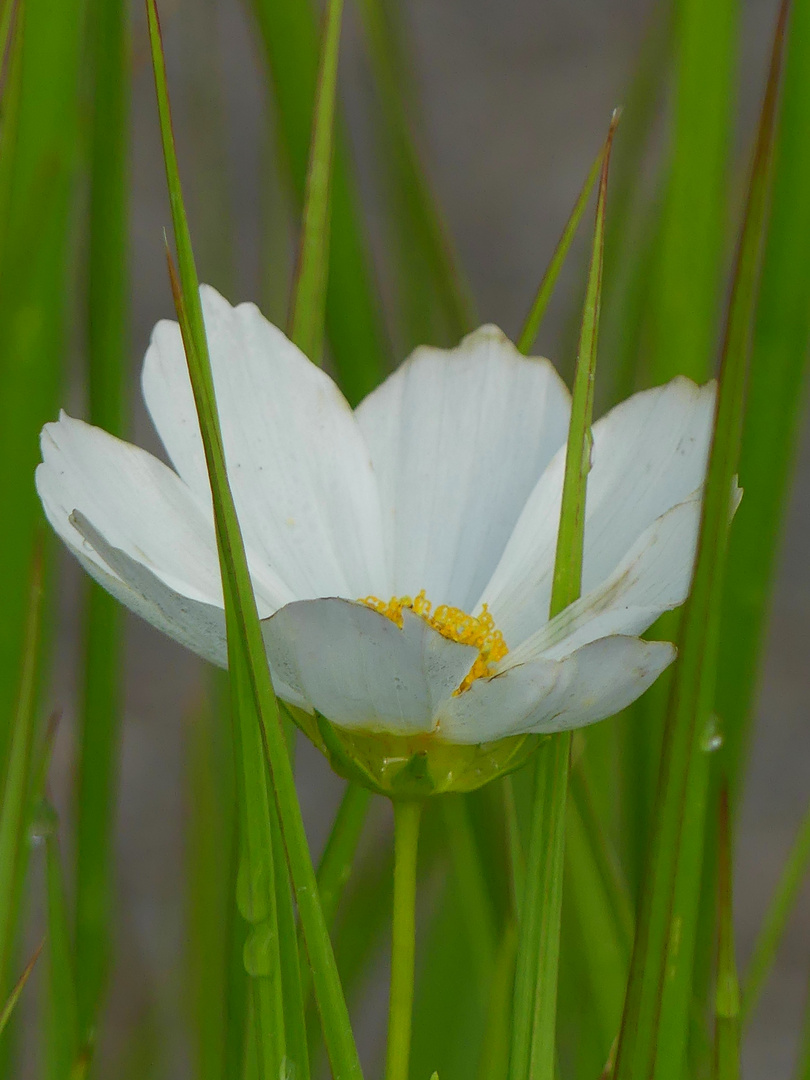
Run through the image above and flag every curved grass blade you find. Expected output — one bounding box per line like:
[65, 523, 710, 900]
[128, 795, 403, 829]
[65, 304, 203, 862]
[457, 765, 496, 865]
[145, 5, 362, 1075]
[74, 0, 129, 1044]
[716, 0, 810, 797]
[230, 650, 285, 1080]
[289, 0, 343, 363]
[517, 143, 603, 356]
[248, 0, 387, 403]
[613, 6, 791, 1076]
[741, 792, 810, 1023]
[0, 941, 40, 1039]
[299, 780, 371, 1016]
[713, 785, 740, 1080]
[356, 0, 474, 348]
[509, 109, 619, 1080]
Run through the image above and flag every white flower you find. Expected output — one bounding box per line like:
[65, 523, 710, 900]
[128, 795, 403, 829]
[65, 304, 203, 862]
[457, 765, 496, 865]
[37, 286, 716, 749]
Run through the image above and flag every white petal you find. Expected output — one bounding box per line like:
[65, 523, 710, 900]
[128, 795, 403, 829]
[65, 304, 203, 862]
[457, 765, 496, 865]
[142, 285, 389, 601]
[38, 413, 227, 605]
[261, 598, 479, 735]
[481, 378, 716, 646]
[355, 324, 571, 611]
[436, 636, 675, 744]
[66, 512, 229, 667]
[506, 491, 703, 663]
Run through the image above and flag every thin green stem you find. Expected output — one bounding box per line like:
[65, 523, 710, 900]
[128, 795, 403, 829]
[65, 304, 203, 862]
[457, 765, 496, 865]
[385, 800, 422, 1080]
[742, 795, 810, 1023]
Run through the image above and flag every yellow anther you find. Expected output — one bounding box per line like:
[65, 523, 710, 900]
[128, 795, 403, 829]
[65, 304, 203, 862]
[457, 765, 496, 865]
[360, 589, 508, 694]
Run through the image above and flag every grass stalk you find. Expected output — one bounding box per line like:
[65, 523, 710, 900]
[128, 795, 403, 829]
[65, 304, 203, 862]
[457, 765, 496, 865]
[289, 0, 343, 362]
[713, 786, 740, 1080]
[74, 0, 129, 1043]
[509, 109, 619, 1080]
[741, 793, 810, 1023]
[146, 5, 363, 1074]
[613, 7, 790, 1076]
[385, 800, 422, 1080]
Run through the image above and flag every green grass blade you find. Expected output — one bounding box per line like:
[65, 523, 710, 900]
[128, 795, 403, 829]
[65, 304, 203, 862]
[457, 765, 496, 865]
[613, 6, 790, 1076]
[741, 792, 810, 1023]
[716, 0, 810, 795]
[410, 860, 486, 1080]
[230, 647, 285, 1080]
[0, 0, 84, 775]
[299, 780, 371, 1018]
[248, 0, 386, 403]
[289, 0, 343, 362]
[0, 546, 43, 990]
[441, 795, 498, 985]
[562, 764, 634, 1071]
[517, 143, 603, 356]
[477, 922, 518, 1080]
[185, 683, 247, 1080]
[269, 790, 310, 1080]
[146, 6, 362, 1075]
[0, 942, 41, 1038]
[713, 786, 740, 1080]
[45, 829, 80, 1080]
[316, 783, 371, 930]
[509, 110, 619, 1080]
[356, 0, 474, 348]
[74, 0, 129, 1044]
[648, 0, 737, 384]
[794, 978, 810, 1080]
[651, 732, 712, 1080]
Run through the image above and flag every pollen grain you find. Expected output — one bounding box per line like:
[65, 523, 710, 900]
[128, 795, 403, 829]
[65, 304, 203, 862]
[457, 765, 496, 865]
[360, 589, 508, 694]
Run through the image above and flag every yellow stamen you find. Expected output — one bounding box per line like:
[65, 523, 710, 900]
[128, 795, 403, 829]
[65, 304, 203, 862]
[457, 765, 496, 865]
[360, 589, 508, 694]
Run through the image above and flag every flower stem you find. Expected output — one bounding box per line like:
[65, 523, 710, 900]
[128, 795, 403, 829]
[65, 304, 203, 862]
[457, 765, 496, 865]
[385, 799, 422, 1080]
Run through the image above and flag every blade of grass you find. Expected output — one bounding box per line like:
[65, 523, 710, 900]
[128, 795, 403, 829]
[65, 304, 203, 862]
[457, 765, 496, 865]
[563, 764, 634, 1070]
[691, 0, 810, 1053]
[45, 826, 80, 1080]
[794, 976, 810, 1080]
[716, 0, 810, 798]
[517, 143, 603, 355]
[440, 795, 497, 985]
[315, 783, 371, 931]
[248, 0, 387, 403]
[509, 109, 619, 1080]
[0, 942, 41, 1038]
[613, 5, 789, 1075]
[0, 0, 84, 778]
[0, 545, 43, 991]
[477, 922, 518, 1080]
[231, 647, 285, 1080]
[713, 785, 740, 1080]
[410, 862, 487, 1080]
[741, 792, 810, 1023]
[289, 0, 343, 362]
[146, 5, 362, 1075]
[185, 684, 247, 1080]
[74, 0, 129, 1046]
[648, 0, 736, 384]
[356, 0, 474, 349]
[651, 723, 712, 1080]
[299, 780, 372, 1017]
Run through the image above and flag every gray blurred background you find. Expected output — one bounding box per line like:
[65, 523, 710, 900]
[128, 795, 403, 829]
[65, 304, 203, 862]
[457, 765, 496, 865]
[38, 0, 810, 1076]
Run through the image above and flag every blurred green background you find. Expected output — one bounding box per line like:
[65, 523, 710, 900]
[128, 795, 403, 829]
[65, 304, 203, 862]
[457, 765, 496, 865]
[8, 0, 809, 1075]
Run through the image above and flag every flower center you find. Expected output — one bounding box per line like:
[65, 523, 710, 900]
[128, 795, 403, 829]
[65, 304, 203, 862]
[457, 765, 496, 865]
[360, 589, 508, 694]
